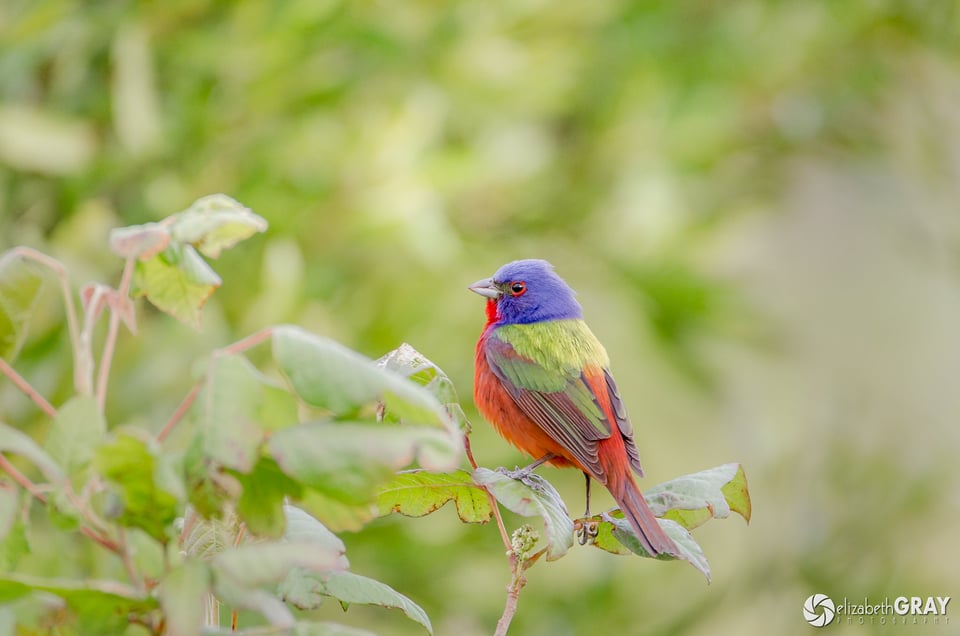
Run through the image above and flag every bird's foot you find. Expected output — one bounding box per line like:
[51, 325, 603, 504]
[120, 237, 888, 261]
[575, 519, 599, 545]
[497, 466, 531, 481]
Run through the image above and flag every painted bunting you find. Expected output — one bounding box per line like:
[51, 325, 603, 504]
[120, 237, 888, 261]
[470, 259, 678, 557]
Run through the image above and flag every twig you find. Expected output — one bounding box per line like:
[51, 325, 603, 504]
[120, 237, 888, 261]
[5, 248, 84, 392]
[0, 357, 57, 418]
[0, 454, 121, 553]
[495, 582, 521, 636]
[464, 433, 528, 635]
[158, 381, 203, 442]
[464, 434, 511, 549]
[495, 547, 547, 636]
[117, 526, 146, 594]
[80, 526, 122, 554]
[0, 453, 48, 502]
[159, 328, 272, 444]
[231, 522, 248, 631]
[219, 328, 273, 356]
[96, 257, 135, 411]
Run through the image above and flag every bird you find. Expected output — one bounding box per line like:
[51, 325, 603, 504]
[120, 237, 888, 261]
[470, 259, 679, 557]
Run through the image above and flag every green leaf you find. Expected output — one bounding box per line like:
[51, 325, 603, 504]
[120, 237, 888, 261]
[272, 327, 461, 452]
[44, 395, 105, 481]
[605, 514, 711, 581]
[168, 194, 267, 259]
[203, 354, 267, 473]
[473, 468, 574, 560]
[377, 343, 469, 432]
[181, 506, 242, 561]
[93, 433, 179, 542]
[133, 243, 221, 329]
[234, 457, 303, 538]
[212, 540, 346, 589]
[0, 574, 157, 633]
[275, 507, 431, 634]
[0, 481, 18, 540]
[0, 483, 28, 570]
[720, 464, 752, 523]
[282, 505, 348, 559]
[161, 560, 211, 636]
[297, 489, 377, 533]
[183, 435, 229, 519]
[108, 222, 171, 260]
[267, 422, 455, 506]
[0, 252, 45, 362]
[277, 505, 350, 609]
[321, 572, 433, 635]
[0, 421, 65, 483]
[0, 520, 29, 570]
[48, 489, 81, 531]
[202, 353, 299, 473]
[377, 470, 492, 523]
[215, 575, 294, 627]
[644, 463, 752, 531]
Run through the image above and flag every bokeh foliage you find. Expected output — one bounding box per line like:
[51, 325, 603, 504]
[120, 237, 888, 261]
[1, 1, 959, 634]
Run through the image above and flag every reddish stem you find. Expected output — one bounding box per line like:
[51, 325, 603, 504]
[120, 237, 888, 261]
[0, 453, 48, 502]
[0, 357, 57, 418]
[96, 257, 135, 410]
[6, 248, 83, 391]
[0, 454, 121, 553]
[157, 382, 203, 443]
[464, 434, 512, 550]
[219, 327, 273, 356]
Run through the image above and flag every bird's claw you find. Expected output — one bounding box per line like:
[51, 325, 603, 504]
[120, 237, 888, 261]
[496, 466, 530, 481]
[575, 519, 599, 545]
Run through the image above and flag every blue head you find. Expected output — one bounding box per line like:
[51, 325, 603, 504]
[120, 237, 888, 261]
[469, 259, 583, 325]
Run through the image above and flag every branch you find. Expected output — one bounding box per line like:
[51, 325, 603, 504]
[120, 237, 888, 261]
[96, 257, 135, 410]
[464, 434, 512, 550]
[157, 381, 203, 443]
[463, 433, 528, 635]
[0, 454, 121, 553]
[117, 527, 146, 594]
[0, 357, 57, 418]
[0, 453, 48, 502]
[219, 328, 273, 357]
[5, 248, 84, 392]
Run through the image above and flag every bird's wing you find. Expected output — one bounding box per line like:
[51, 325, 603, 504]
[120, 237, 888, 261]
[485, 322, 644, 477]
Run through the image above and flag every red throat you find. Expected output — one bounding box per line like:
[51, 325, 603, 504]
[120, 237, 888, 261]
[484, 298, 499, 325]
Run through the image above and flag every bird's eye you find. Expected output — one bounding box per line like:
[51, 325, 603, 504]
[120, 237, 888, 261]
[509, 281, 526, 296]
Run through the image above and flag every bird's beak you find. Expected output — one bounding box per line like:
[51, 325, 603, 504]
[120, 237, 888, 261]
[468, 277, 501, 299]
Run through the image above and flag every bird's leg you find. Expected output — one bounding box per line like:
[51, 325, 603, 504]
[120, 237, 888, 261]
[576, 472, 599, 545]
[498, 453, 555, 480]
[583, 472, 591, 517]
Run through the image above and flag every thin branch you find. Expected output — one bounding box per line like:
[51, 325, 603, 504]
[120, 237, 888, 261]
[219, 328, 273, 357]
[117, 527, 146, 594]
[80, 525, 122, 553]
[494, 548, 545, 636]
[158, 381, 203, 442]
[63, 482, 111, 536]
[0, 357, 57, 418]
[0, 454, 121, 553]
[231, 522, 247, 632]
[96, 257, 135, 410]
[7, 248, 84, 392]
[0, 453, 48, 502]
[159, 328, 272, 444]
[464, 434, 512, 550]
[495, 582, 521, 636]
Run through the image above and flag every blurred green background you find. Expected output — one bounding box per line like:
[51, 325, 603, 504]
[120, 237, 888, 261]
[2, 1, 958, 634]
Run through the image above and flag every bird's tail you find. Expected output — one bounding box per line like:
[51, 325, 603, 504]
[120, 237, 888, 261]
[609, 472, 679, 558]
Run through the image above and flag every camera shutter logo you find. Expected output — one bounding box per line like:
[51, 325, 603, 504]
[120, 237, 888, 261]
[804, 594, 836, 627]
